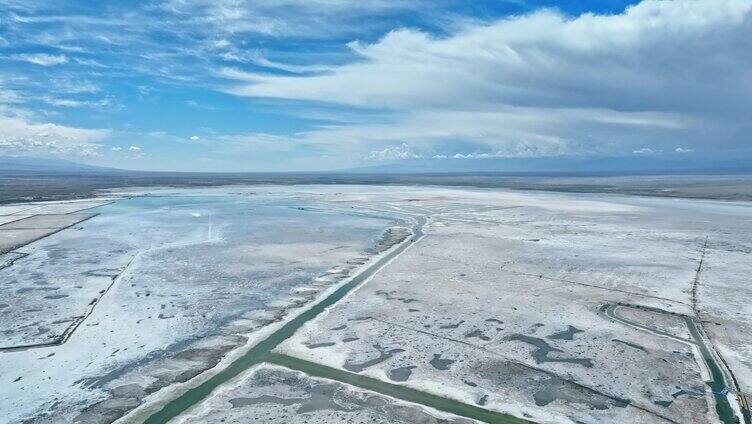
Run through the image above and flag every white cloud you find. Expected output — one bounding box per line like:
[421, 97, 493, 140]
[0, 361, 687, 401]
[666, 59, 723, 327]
[0, 115, 109, 156]
[368, 143, 422, 160]
[129, 145, 141, 150]
[73, 58, 108, 68]
[674, 147, 695, 154]
[158, 0, 421, 38]
[51, 79, 100, 94]
[0, 88, 22, 105]
[190, 135, 200, 140]
[0, 78, 110, 156]
[225, 0, 752, 158]
[632, 147, 661, 155]
[41, 96, 110, 108]
[12, 53, 68, 66]
[111, 146, 123, 151]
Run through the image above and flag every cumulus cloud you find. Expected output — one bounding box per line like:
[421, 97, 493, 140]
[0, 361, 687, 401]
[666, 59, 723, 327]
[0, 115, 109, 156]
[0, 78, 110, 157]
[674, 147, 695, 154]
[12, 53, 68, 66]
[226, 0, 752, 159]
[368, 143, 422, 160]
[111, 146, 123, 151]
[190, 135, 200, 140]
[128, 145, 141, 151]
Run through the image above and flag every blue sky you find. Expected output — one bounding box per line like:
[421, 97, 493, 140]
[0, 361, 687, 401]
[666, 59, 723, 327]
[0, 0, 750, 172]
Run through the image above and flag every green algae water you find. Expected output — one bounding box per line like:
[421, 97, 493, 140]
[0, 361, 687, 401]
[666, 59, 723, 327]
[605, 304, 738, 424]
[265, 353, 532, 424]
[685, 318, 737, 424]
[144, 216, 531, 424]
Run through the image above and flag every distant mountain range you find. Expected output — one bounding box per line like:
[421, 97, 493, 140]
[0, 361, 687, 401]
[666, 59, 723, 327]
[2, 155, 751, 176]
[339, 156, 752, 176]
[0, 157, 121, 173]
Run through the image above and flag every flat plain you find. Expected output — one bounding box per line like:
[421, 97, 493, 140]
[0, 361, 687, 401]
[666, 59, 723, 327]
[1, 185, 750, 424]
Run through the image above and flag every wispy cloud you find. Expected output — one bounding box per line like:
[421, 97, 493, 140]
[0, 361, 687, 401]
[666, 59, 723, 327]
[11, 53, 68, 66]
[632, 147, 661, 155]
[41, 96, 110, 108]
[674, 147, 695, 154]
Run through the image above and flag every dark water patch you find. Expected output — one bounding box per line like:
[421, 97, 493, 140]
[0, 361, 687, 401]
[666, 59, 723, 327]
[463, 380, 478, 387]
[533, 376, 629, 410]
[388, 366, 417, 382]
[230, 395, 297, 408]
[654, 399, 673, 407]
[547, 325, 583, 341]
[672, 388, 690, 398]
[477, 395, 488, 406]
[111, 384, 147, 399]
[612, 338, 647, 352]
[485, 318, 503, 324]
[16, 286, 58, 293]
[474, 358, 628, 415]
[267, 354, 523, 424]
[330, 325, 347, 330]
[375, 290, 417, 304]
[44, 294, 69, 300]
[440, 320, 465, 330]
[305, 342, 336, 349]
[506, 334, 593, 367]
[465, 329, 490, 341]
[146, 219, 505, 424]
[342, 337, 359, 343]
[344, 344, 404, 373]
[348, 316, 372, 322]
[229, 383, 357, 414]
[83, 268, 120, 277]
[429, 353, 456, 370]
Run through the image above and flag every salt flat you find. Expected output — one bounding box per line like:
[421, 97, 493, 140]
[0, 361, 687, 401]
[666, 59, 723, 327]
[0, 187, 405, 423]
[272, 186, 752, 424]
[0, 198, 111, 254]
[2, 185, 750, 424]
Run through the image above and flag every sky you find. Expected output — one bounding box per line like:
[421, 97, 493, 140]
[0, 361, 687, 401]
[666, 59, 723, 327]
[0, 0, 750, 172]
